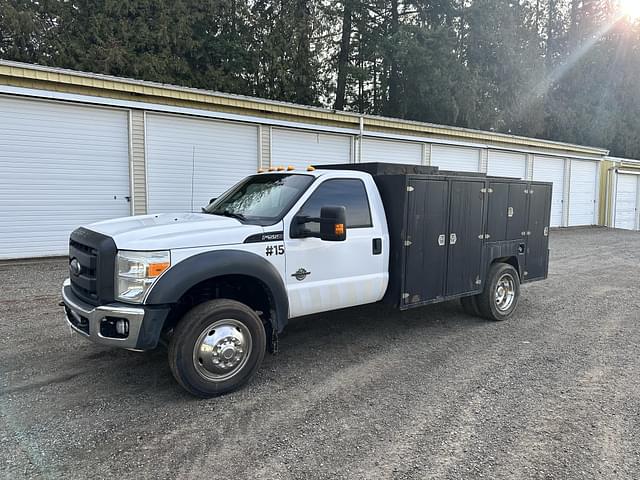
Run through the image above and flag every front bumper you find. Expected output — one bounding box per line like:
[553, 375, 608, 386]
[61, 279, 169, 350]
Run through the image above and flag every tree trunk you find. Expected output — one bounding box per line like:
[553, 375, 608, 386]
[293, 0, 314, 104]
[570, 0, 581, 47]
[358, 33, 364, 113]
[357, 6, 365, 113]
[334, 0, 353, 110]
[386, 0, 400, 116]
[373, 58, 378, 113]
[546, 0, 557, 66]
[458, 0, 465, 57]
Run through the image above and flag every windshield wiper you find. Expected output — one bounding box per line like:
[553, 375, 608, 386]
[212, 210, 247, 221]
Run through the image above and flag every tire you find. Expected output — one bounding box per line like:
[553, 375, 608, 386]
[460, 295, 481, 317]
[477, 263, 520, 321]
[168, 299, 266, 397]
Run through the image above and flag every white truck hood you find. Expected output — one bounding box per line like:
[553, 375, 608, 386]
[86, 212, 264, 250]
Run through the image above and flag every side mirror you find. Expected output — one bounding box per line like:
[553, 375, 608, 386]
[319, 206, 347, 241]
[291, 205, 347, 241]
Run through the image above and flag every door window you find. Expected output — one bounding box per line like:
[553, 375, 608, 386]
[297, 179, 372, 233]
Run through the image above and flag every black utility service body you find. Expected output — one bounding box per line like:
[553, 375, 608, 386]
[319, 162, 552, 310]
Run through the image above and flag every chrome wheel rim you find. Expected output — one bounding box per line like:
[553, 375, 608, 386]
[193, 319, 252, 382]
[495, 273, 516, 312]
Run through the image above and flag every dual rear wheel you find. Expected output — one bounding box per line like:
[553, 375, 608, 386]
[461, 263, 520, 321]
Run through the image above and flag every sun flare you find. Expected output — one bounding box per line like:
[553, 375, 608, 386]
[619, 0, 640, 20]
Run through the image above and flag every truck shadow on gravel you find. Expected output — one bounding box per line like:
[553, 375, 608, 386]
[43, 300, 489, 400]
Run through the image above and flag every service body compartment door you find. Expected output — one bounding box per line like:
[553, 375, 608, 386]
[486, 182, 509, 241]
[403, 178, 449, 305]
[506, 183, 529, 240]
[525, 184, 552, 280]
[446, 180, 485, 296]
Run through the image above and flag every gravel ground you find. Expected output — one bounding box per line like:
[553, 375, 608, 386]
[1, 227, 639, 480]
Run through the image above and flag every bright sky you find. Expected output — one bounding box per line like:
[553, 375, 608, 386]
[619, 0, 640, 20]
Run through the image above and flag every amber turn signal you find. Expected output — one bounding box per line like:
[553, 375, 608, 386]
[334, 223, 345, 236]
[148, 262, 170, 277]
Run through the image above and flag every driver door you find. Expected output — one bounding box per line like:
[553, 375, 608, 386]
[284, 178, 387, 318]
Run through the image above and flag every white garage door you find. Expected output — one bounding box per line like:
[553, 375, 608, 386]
[532, 156, 565, 227]
[431, 145, 480, 172]
[362, 138, 422, 165]
[614, 174, 638, 230]
[146, 114, 258, 213]
[272, 128, 351, 170]
[568, 160, 598, 226]
[487, 150, 527, 179]
[0, 96, 130, 259]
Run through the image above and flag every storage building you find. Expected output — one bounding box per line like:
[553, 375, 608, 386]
[603, 157, 640, 231]
[0, 60, 612, 259]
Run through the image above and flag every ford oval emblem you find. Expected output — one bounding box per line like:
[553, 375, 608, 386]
[69, 258, 82, 276]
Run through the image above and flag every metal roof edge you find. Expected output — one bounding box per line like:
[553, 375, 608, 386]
[607, 156, 640, 164]
[0, 59, 610, 157]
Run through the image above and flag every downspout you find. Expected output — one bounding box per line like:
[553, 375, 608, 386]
[605, 166, 616, 227]
[359, 116, 364, 163]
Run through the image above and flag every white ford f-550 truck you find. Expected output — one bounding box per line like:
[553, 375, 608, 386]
[61, 162, 552, 397]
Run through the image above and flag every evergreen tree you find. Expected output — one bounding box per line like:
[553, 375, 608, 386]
[1, 0, 640, 158]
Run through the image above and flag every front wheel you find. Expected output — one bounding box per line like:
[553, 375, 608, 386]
[168, 299, 266, 397]
[477, 263, 520, 321]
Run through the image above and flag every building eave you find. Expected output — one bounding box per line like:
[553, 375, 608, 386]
[0, 59, 610, 158]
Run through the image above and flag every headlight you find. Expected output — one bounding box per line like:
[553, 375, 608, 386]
[116, 250, 171, 303]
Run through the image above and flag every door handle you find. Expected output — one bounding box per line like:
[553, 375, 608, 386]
[372, 238, 382, 255]
[450, 233, 457, 245]
[438, 234, 446, 246]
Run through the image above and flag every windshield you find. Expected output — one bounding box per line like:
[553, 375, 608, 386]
[204, 173, 314, 225]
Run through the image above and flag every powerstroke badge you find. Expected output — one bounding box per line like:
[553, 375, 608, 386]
[243, 231, 284, 244]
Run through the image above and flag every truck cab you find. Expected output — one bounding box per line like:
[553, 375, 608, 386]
[62, 168, 391, 396]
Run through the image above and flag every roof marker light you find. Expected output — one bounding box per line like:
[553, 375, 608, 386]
[287, 166, 295, 171]
[307, 166, 316, 171]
